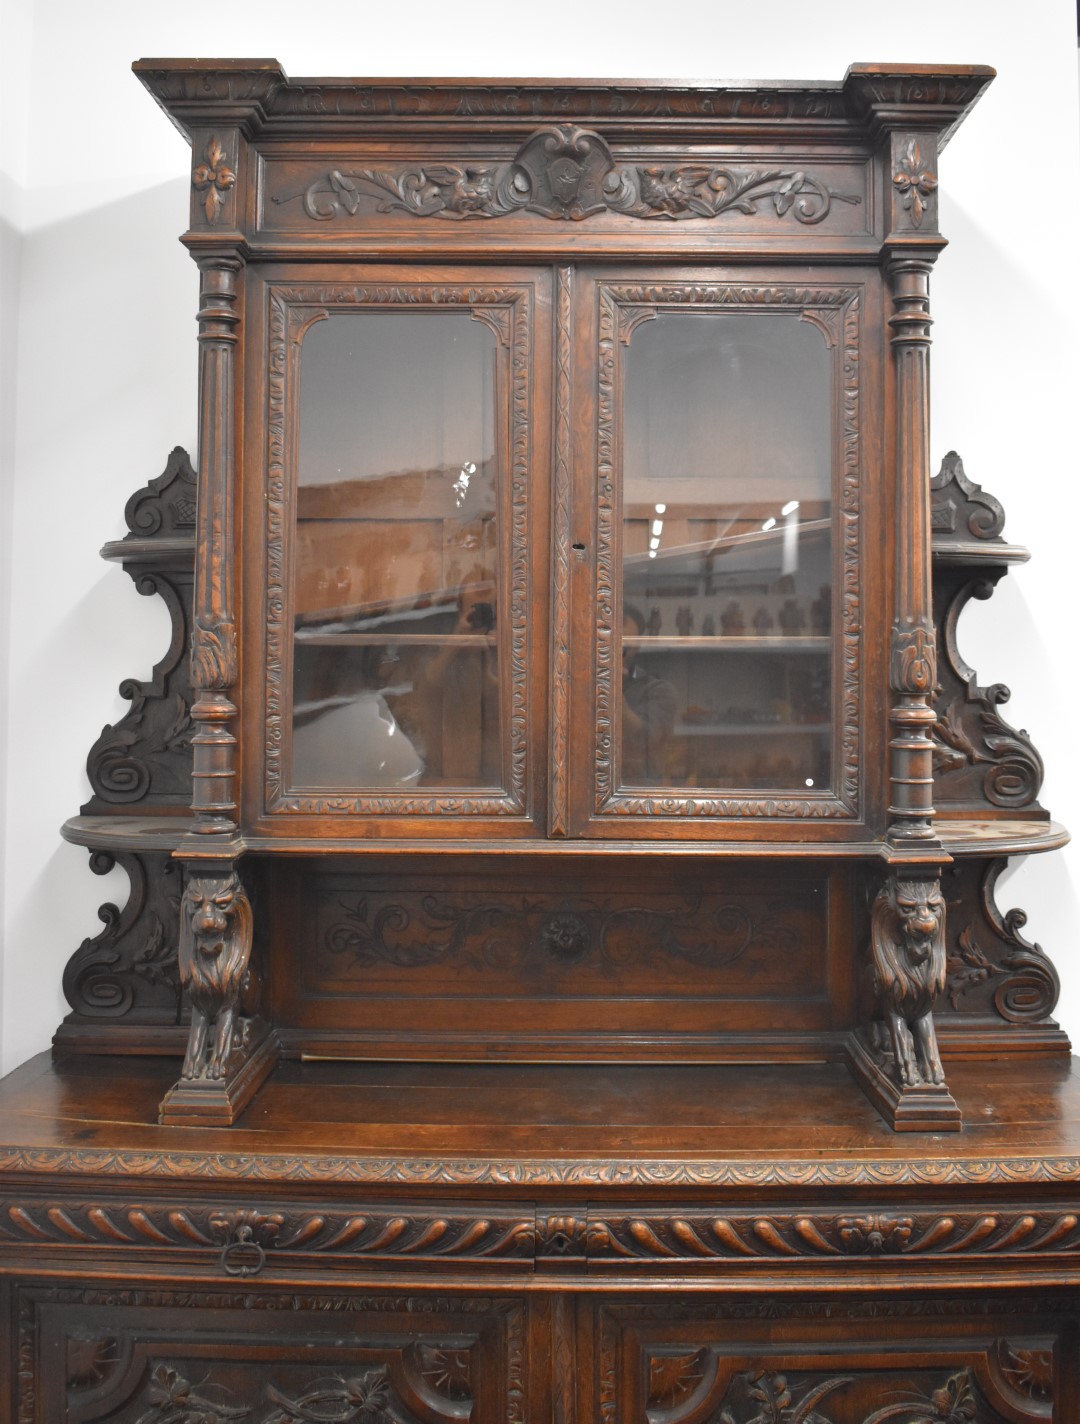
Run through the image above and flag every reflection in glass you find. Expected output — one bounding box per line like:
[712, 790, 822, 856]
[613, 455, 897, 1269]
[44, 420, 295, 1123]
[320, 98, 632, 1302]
[289, 311, 503, 790]
[620, 311, 833, 793]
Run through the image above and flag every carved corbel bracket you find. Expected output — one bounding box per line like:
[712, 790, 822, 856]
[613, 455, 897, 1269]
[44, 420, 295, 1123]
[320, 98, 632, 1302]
[56, 850, 185, 1052]
[930, 452, 1045, 815]
[159, 863, 278, 1126]
[82, 448, 197, 813]
[847, 871, 961, 1131]
[936, 857, 1065, 1051]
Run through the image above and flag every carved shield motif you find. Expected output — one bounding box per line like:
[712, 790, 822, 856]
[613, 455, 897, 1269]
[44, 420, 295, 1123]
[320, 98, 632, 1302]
[512, 124, 616, 219]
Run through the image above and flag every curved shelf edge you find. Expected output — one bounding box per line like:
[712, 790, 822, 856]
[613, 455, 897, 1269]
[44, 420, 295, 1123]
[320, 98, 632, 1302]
[59, 816, 1070, 858]
[62, 815, 195, 852]
[938, 818, 1070, 857]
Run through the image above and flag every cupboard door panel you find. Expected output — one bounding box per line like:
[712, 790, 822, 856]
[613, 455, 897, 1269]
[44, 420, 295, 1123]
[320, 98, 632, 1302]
[569, 271, 875, 839]
[247, 267, 551, 837]
[22, 1284, 525, 1424]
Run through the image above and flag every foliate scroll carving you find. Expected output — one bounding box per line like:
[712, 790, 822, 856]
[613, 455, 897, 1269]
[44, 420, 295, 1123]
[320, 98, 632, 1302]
[61, 850, 182, 1025]
[85, 576, 194, 807]
[932, 561, 1044, 814]
[317, 888, 802, 976]
[192, 135, 237, 225]
[942, 859, 1059, 1023]
[931, 450, 1006, 541]
[706, 1368, 983, 1424]
[83, 448, 197, 811]
[133, 1364, 250, 1420]
[274, 125, 861, 225]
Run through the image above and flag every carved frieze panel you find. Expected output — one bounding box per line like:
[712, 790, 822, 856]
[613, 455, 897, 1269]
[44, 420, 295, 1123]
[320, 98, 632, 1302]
[266, 126, 865, 230]
[284, 867, 831, 1044]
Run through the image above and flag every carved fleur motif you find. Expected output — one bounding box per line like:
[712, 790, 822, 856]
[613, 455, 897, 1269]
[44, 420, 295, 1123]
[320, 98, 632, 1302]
[892, 138, 937, 228]
[192, 136, 237, 224]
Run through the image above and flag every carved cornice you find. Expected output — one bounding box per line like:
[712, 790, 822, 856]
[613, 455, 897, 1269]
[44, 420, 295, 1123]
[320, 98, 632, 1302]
[136, 61, 993, 145]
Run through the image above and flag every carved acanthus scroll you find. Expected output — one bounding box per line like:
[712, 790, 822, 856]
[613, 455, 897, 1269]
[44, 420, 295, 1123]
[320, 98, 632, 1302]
[273, 124, 862, 225]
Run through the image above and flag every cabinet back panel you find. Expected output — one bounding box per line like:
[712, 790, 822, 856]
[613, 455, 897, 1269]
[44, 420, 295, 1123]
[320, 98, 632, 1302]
[269, 860, 847, 1059]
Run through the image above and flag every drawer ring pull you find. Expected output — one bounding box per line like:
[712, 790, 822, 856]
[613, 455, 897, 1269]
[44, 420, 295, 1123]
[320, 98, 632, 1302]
[220, 1224, 267, 1277]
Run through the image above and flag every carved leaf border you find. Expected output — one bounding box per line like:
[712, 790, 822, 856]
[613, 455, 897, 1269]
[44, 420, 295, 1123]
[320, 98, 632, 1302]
[263, 283, 532, 817]
[593, 283, 861, 820]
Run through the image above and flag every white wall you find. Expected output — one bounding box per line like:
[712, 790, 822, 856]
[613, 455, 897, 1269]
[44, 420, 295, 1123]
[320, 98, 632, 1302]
[2, 0, 1078, 1073]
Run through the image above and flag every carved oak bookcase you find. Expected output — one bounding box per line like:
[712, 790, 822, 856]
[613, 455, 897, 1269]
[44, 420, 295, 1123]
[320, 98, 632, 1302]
[0, 60, 1077, 1424]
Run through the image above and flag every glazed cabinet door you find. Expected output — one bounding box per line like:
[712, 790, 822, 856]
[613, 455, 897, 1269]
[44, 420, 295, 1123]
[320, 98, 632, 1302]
[243, 265, 553, 840]
[564, 267, 883, 841]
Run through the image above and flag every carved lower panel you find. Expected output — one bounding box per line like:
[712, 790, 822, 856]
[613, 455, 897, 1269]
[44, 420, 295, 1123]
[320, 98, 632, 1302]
[599, 1297, 1065, 1424]
[283, 863, 832, 1051]
[20, 1284, 523, 1423]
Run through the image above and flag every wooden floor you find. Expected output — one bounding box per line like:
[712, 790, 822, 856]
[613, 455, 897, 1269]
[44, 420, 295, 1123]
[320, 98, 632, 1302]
[0, 1052, 1078, 1189]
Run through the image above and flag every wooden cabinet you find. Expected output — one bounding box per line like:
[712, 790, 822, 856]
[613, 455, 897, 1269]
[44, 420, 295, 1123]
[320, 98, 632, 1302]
[0, 60, 1076, 1423]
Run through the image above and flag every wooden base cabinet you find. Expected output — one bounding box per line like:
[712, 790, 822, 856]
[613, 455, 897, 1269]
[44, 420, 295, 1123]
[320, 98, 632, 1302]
[2, 58, 1077, 1423]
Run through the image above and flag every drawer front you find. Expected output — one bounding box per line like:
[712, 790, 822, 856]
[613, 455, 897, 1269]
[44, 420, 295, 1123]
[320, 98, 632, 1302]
[15, 1284, 525, 1424]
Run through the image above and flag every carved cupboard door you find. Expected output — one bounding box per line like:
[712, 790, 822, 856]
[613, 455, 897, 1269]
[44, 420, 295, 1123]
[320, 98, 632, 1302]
[242, 265, 553, 841]
[563, 267, 886, 841]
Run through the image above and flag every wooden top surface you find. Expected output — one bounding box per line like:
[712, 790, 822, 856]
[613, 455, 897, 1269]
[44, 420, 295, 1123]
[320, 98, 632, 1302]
[1, 1053, 1079, 1194]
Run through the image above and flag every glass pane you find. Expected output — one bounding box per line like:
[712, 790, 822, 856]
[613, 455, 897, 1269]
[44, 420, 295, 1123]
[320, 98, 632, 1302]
[620, 311, 833, 793]
[290, 311, 502, 790]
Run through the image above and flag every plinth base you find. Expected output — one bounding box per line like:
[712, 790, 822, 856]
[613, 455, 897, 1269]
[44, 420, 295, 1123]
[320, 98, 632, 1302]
[159, 1021, 280, 1126]
[846, 1028, 963, 1132]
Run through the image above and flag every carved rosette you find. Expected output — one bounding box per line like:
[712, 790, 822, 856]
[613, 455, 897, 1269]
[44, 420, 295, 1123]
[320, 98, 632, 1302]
[273, 124, 862, 226]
